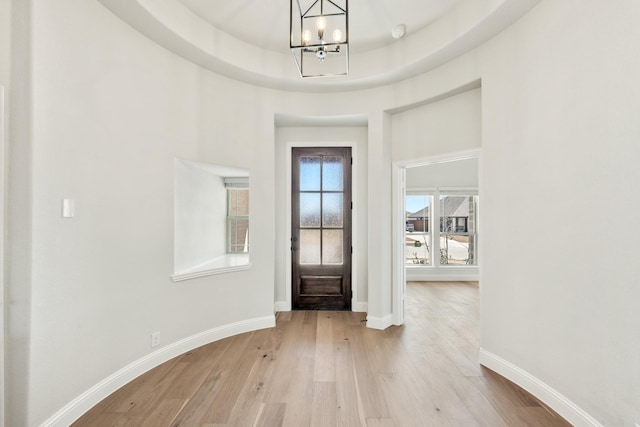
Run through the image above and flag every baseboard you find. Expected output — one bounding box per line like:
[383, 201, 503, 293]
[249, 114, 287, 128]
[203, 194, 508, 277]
[42, 315, 276, 427]
[479, 349, 602, 427]
[366, 313, 393, 330]
[405, 272, 479, 282]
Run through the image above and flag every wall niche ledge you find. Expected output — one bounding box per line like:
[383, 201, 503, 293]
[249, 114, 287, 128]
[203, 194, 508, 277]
[172, 254, 251, 282]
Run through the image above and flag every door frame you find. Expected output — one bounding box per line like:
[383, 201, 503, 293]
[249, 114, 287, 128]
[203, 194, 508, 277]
[285, 141, 359, 311]
[392, 148, 482, 325]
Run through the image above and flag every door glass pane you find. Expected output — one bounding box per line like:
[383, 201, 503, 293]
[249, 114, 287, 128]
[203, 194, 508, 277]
[300, 193, 321, 227]
[322, 230, 343, 264]
[322, 193, 343, 228]
[300, 230, 321, 264]
[322, 156, 343, 191]
[300, 156, 321, 191]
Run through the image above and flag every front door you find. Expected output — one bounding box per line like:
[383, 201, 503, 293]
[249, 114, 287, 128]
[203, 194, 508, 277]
[292, 147, 352, 310]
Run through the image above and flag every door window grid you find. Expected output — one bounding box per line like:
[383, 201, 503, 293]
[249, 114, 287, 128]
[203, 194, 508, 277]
[299, 155, 344, 266]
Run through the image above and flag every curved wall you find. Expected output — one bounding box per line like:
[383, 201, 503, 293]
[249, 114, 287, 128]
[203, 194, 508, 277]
[477, 1, 640, 425]
[5, 0, 640, 425]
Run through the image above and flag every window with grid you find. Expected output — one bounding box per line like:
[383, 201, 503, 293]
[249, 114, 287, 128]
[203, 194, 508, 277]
[405, 194, 432, 265]
[439, 194, 477, 265]
[226, 185, 249, 254]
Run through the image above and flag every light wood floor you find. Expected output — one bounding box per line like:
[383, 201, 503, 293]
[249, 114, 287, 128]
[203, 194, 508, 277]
[73, 281, 571, 426]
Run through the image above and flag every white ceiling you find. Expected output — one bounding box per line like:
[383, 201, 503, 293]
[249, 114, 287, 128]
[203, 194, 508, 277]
[97, 0, 541, 91]
[176, 0, 460, 53]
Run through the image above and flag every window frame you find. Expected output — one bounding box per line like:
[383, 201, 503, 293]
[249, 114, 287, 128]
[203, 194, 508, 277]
[226, 186, 249, 254]
[438, 192, 478, 266]
[405, 187, 478, 269]
[405, 192, 433, 266]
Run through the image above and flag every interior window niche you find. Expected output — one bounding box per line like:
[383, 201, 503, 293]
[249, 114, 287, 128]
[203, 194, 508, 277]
[172, 158, 250, 282]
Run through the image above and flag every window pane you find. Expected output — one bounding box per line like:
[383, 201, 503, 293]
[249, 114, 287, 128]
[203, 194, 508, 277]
[228, 218, 249, 253]
[440, 235, 475, 265]
[300, 156, 321, 191]
[406, 195, 430, 233]
[300, 193, 321, 227]
[439, 195, 476, 265]
[440, 195, 471, 232]
[405, 233, 430, 265]
[322, 229, 343, 264]
[405, 194, 431, 265]
[300, 229, 321, 264]
[229, 189, 249, 216]
[322, 193, 343, 228]
[322, 156, 343, 191]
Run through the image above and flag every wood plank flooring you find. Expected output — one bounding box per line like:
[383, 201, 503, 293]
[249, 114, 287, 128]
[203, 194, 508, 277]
[72, 282, 571, 426]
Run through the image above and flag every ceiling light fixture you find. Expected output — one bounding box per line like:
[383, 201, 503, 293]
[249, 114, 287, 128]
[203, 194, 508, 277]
[290, 0, 349, 78]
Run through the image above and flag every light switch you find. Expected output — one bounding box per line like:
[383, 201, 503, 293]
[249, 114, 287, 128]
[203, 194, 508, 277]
[62, 199, 75, 218]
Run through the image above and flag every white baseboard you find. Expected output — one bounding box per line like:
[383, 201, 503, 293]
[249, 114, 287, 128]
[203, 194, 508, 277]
[42, 315, 276, 427]
[366, 313, 393, 330]
[405, 272, 479, 282]
[479, 349, 602, 427]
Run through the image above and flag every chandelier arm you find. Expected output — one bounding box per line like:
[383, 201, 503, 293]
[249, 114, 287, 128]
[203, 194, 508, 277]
[301, 0, 321, 18]
[305, 12, 345, 18]
[325, 0, 347, 14]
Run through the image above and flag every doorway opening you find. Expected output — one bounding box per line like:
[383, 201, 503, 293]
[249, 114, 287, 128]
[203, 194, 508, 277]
[392, 149, 481, 324]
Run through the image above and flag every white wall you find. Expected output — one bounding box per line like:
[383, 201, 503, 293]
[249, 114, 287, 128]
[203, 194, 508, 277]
[478, 1, 640, 425]
[7, 0, 33, 424]
[10, 1, 276, 424]
[0, 0, 9, 87]
[274, 126, 369, 311]
[391, 88, 482, 162]
[406, 158, 478, 189]
[0, 1, 9, 424]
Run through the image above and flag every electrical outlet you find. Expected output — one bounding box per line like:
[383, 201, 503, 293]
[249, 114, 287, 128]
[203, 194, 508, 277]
[151, 332, 160, 348]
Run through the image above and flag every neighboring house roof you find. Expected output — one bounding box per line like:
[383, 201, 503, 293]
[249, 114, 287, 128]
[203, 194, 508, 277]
[408, 207, 429, 218]
[407, 196, 471, 219]
[442, 196, 470, 218]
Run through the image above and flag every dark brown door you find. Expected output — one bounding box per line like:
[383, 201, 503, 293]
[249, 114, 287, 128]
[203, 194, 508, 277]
[292, 147, 352, 310]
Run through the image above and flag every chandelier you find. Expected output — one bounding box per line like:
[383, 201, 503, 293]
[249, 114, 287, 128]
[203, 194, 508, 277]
[290, 0, 349, 78]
